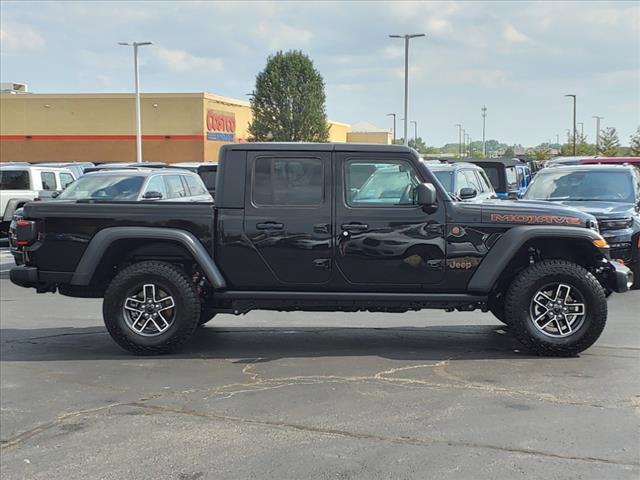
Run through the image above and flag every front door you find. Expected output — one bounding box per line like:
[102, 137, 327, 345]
[334, 153, 446, 288]
[243, 151, 332, 285]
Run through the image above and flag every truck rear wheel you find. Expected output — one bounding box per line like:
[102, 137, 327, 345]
[103, 261, 200, 355]
[504, 260, 607, 356]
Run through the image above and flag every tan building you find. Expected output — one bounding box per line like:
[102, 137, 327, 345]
[346, 122, 392, 145]
[0, 92, 352, 164]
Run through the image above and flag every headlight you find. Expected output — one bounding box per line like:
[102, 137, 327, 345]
[587, 219, 599, 233]
[599, 217, 633, 230]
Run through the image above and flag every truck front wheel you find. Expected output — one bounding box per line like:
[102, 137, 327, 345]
[103, 261, 200, 355]
[504, 260, 607, 356]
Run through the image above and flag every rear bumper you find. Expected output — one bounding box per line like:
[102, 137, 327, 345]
[10, 266, 73, 292]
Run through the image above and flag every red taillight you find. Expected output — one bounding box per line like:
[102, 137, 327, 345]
[15, 220, 37, 247]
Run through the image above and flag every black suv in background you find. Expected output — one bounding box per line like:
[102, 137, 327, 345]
[524, 164, 640, 285]
[167, 163, 217, 197]
[425, 161, 496, 201]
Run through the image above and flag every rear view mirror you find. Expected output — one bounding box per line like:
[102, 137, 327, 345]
[142, 191, 163, 200]
[416, 183, 437, 207]
[459, 187, 477, 200]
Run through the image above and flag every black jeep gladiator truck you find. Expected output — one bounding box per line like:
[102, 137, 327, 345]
[10, 143, 633, 356]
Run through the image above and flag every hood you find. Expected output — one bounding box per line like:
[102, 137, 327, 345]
[541, 200, 635, 220]
[478, 199, 596, 227]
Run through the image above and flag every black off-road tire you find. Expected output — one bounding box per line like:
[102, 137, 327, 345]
[103, 261, 200, 355]
[504, 260, 607, 357]
[488, 294, 510, 326]
[198, 308, 217, 326]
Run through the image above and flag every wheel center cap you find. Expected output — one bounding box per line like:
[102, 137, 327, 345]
[146, 305, 155, 313]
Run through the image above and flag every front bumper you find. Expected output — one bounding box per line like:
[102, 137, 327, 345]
[603, 260, 634, 293]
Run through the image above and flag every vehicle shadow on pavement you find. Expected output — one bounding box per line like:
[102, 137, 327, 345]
[0, 324, 537, 362]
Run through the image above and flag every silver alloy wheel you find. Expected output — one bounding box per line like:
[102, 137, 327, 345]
[529, 283, 586, 338]
[123, 284, 176, 337]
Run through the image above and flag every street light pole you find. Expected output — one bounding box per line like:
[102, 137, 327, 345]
[389, 33, 425, 146]
[461, 128, 466, 158]
[410, 120, 418, 146]
[481, 105, 487, 156]
[593, 116, 603, 154]
[466, 133, 471, 157]
[578, 122, 584, 139]
[565, 94, 576, 156]
[455, 124, 462, 157]
[386, 113, 396, 144]
[119, 41, 152, 163]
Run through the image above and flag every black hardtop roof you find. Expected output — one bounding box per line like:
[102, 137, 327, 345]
[221, 142, 415, 153]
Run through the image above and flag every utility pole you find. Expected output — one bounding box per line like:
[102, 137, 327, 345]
[593, 116, 603, 154]
[455, 124, 462, 157]
[119, 41, 152, 163]
[410, 120, 418, 146]
[565, 94, 577, 156]
[386, 113, 396, 144]
[389, 33, 425, 145]
[461, 128, 466, 158]
[578, 121, 584, 139]
[466, 133, 471, 157]
[481, 105, 487, 156]
[555, 133, 560, 148]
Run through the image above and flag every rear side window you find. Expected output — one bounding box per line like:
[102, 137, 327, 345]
[184, 175, 207, 196]
[199, 170, 217, 192]
[41, 172, 57, 190]
[253, 157, 323, 206]
[165, 175, 188, 198]
[482, 166, 501, 190]
[60, 173, 75, 189]
[0, 170, 30, 190]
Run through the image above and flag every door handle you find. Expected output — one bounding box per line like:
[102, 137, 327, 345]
[256, 221, 284, 230]
[341, 223, 369, 232]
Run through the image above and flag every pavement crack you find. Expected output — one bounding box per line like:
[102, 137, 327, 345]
[125, 401, 640, 469]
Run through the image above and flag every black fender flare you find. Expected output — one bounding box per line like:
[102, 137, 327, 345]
[467, 225, 604, 293]
[70, 227, 226, 289]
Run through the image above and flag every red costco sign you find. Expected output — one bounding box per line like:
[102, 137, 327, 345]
[206, 110, 235, 141]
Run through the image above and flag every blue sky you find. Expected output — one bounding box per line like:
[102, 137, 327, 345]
[1, 1, 638, 146]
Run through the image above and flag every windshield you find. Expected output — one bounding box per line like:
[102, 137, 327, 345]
[58, 174, 144, 200]
[524, 170, 635, 203]
[0, 170, 30, 190]
[432, 170, 454, 192]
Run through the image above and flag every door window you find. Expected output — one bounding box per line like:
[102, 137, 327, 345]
[346, 160, 419, 206]
[253, 157, 323, 206]
[59, 173, 75, 189]
[463, 170, 482, 192]
[164, 175, 188, 198]
[144, 175, 168, 198]
[455, 170, 471, 193]
[41, 172, 57, 190]
[505, 167, 517, 190]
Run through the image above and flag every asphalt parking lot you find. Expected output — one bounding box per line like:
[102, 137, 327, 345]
[1, 247, 639, 480]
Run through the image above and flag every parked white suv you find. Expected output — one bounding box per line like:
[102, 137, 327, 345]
[0, 165, 77, 236]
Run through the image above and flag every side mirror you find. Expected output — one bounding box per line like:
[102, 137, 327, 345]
[459, 187, 477, 200]
[51, 191, 60, 198]
[142, 191, 163, 200]
[416, 182, 437, 207]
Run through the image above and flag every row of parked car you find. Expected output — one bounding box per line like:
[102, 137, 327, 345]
[0, 161, 218, 238]
[422, 155, 640, 284]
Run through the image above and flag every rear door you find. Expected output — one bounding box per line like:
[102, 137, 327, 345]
[243, 150, 332, 285]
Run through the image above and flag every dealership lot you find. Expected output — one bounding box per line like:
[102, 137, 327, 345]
[0, 248, 638, 479]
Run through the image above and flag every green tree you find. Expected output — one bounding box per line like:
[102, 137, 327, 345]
[248, 50, 329, 142]
[630, 126, 640, 156]
[599, 127, 621, 156]
[502, 146, 514, 158]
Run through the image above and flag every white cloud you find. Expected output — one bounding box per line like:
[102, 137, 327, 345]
[253, 22, 313, 50]
[503, 24, 532, 44]
[153, 47, 223, 73]
[0, 21, 44, 51]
